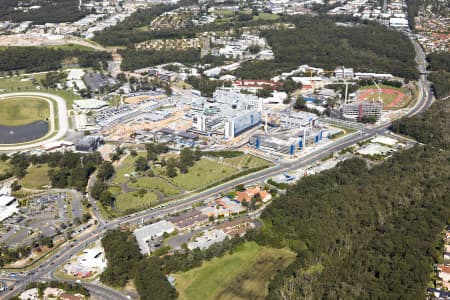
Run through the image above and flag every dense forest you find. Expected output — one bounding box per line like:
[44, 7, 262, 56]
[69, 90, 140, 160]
[93, 2, 279, 47]
[235, 17, 418, 80]
[427, 52, 450, 99]
[7, 151, 103, 191]
[100, 230, 177, 299]
[0, 0, 88, 24]
[0, 47, 111, 73]
[391, 98, 450, 149]
[257, 98, 450, 299]
[100, 228, 253, 299]
[119, 48, 201, 71]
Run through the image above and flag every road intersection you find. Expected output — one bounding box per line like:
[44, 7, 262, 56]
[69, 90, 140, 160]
[1, 35, 435, 299]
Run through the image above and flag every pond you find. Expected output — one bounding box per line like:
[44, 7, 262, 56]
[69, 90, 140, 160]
[0, 121, 49, 144]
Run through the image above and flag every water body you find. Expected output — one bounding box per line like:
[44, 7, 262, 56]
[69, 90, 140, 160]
[0, 121, 49, 144]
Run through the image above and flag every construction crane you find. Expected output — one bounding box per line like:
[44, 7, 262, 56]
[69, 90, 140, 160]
[372, 79, 382, 103]
[331, 81, 355, 104]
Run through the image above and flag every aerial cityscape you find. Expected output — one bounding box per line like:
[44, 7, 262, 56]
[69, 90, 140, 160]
[0, 0, 448, 299]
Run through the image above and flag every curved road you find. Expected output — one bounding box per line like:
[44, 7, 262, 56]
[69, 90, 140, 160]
[0, 92, 69, 151]
[2, 34, 435, 300]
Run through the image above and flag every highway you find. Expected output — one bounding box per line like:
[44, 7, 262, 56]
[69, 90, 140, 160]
[1, 35, 435, 300]
[0, 92, 69, 151]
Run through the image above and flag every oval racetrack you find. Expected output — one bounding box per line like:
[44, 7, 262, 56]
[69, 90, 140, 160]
[0, 92, 69, 150]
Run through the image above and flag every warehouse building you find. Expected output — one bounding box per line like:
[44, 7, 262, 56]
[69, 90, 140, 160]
[134, 220, 175, 255]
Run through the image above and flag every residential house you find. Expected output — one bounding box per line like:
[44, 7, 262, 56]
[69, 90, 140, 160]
[437, 264, 450, 282]
[235, 186, 272, 203]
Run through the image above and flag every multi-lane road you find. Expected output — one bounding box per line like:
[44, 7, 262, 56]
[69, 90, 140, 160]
[2, 35, 435, 299]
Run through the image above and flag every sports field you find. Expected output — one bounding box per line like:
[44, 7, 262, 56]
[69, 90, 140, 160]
[174, 242, 296, 300]
[21, 164, 50, 189]
[0, 97, 49, 126]
[357, 85, 409, 109]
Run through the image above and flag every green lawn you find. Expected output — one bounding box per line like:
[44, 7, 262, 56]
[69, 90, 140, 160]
[43, 44, 96, 51]
[0, 97, 50, 126]
[174, 242, 296, 300]
[0, 74, 79, 106]
[253, 13, 280, 21]
[128, 177, 180, 196]
[21, 164, 50, 189]
[0, 75, 44, 92]
[0, 161, 11, 176]
[169, 158, 237, 190]
[223, 154, 272, 169]
[114, 190, 159, 212]
[112, 152, 147, 185]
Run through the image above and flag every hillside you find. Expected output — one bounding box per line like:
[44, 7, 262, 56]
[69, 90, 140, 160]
[257, 99, 450, 299]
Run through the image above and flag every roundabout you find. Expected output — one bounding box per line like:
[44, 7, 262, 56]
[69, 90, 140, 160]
[0, 92, 69, 151]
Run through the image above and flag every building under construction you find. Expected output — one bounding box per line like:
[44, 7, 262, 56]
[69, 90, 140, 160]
[249, 127, 326, 155]
[341, 101, 383, 121]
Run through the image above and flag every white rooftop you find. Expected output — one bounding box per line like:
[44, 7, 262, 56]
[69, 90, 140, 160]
[134, 220, 175, 254]
[371, 136, 397, 146]
[67, 69, 85, 80]
[73, 99, 108, 110]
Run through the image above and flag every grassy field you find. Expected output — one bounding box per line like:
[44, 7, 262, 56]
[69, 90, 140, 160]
[0, 97, 50, 126]
[112, 153, 147, 185]
[253, 13, 280, 21]
[174, 242, 296, 300]
[128, 177, 180, 196]
[0, 74, 79, 106]
[170, 158, 237, 190]
[113, 154, 240, 193]
[114, 190, 159, 212]
[0, 75, 44, 92]
[21, 164, 50, 189]
[0, 161, 11, 176]
[223, 154, 272, 169]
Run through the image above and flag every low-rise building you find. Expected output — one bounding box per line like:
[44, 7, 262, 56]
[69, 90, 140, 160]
[187, 229, 227, 250]
[73, 99, 108, 113]
[134, 220, 175, 254]
[215, 217, 254, 237]
[235, 186, 272, 203]
[0, 194, 19, 222]
[169, 209, 209, 231]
